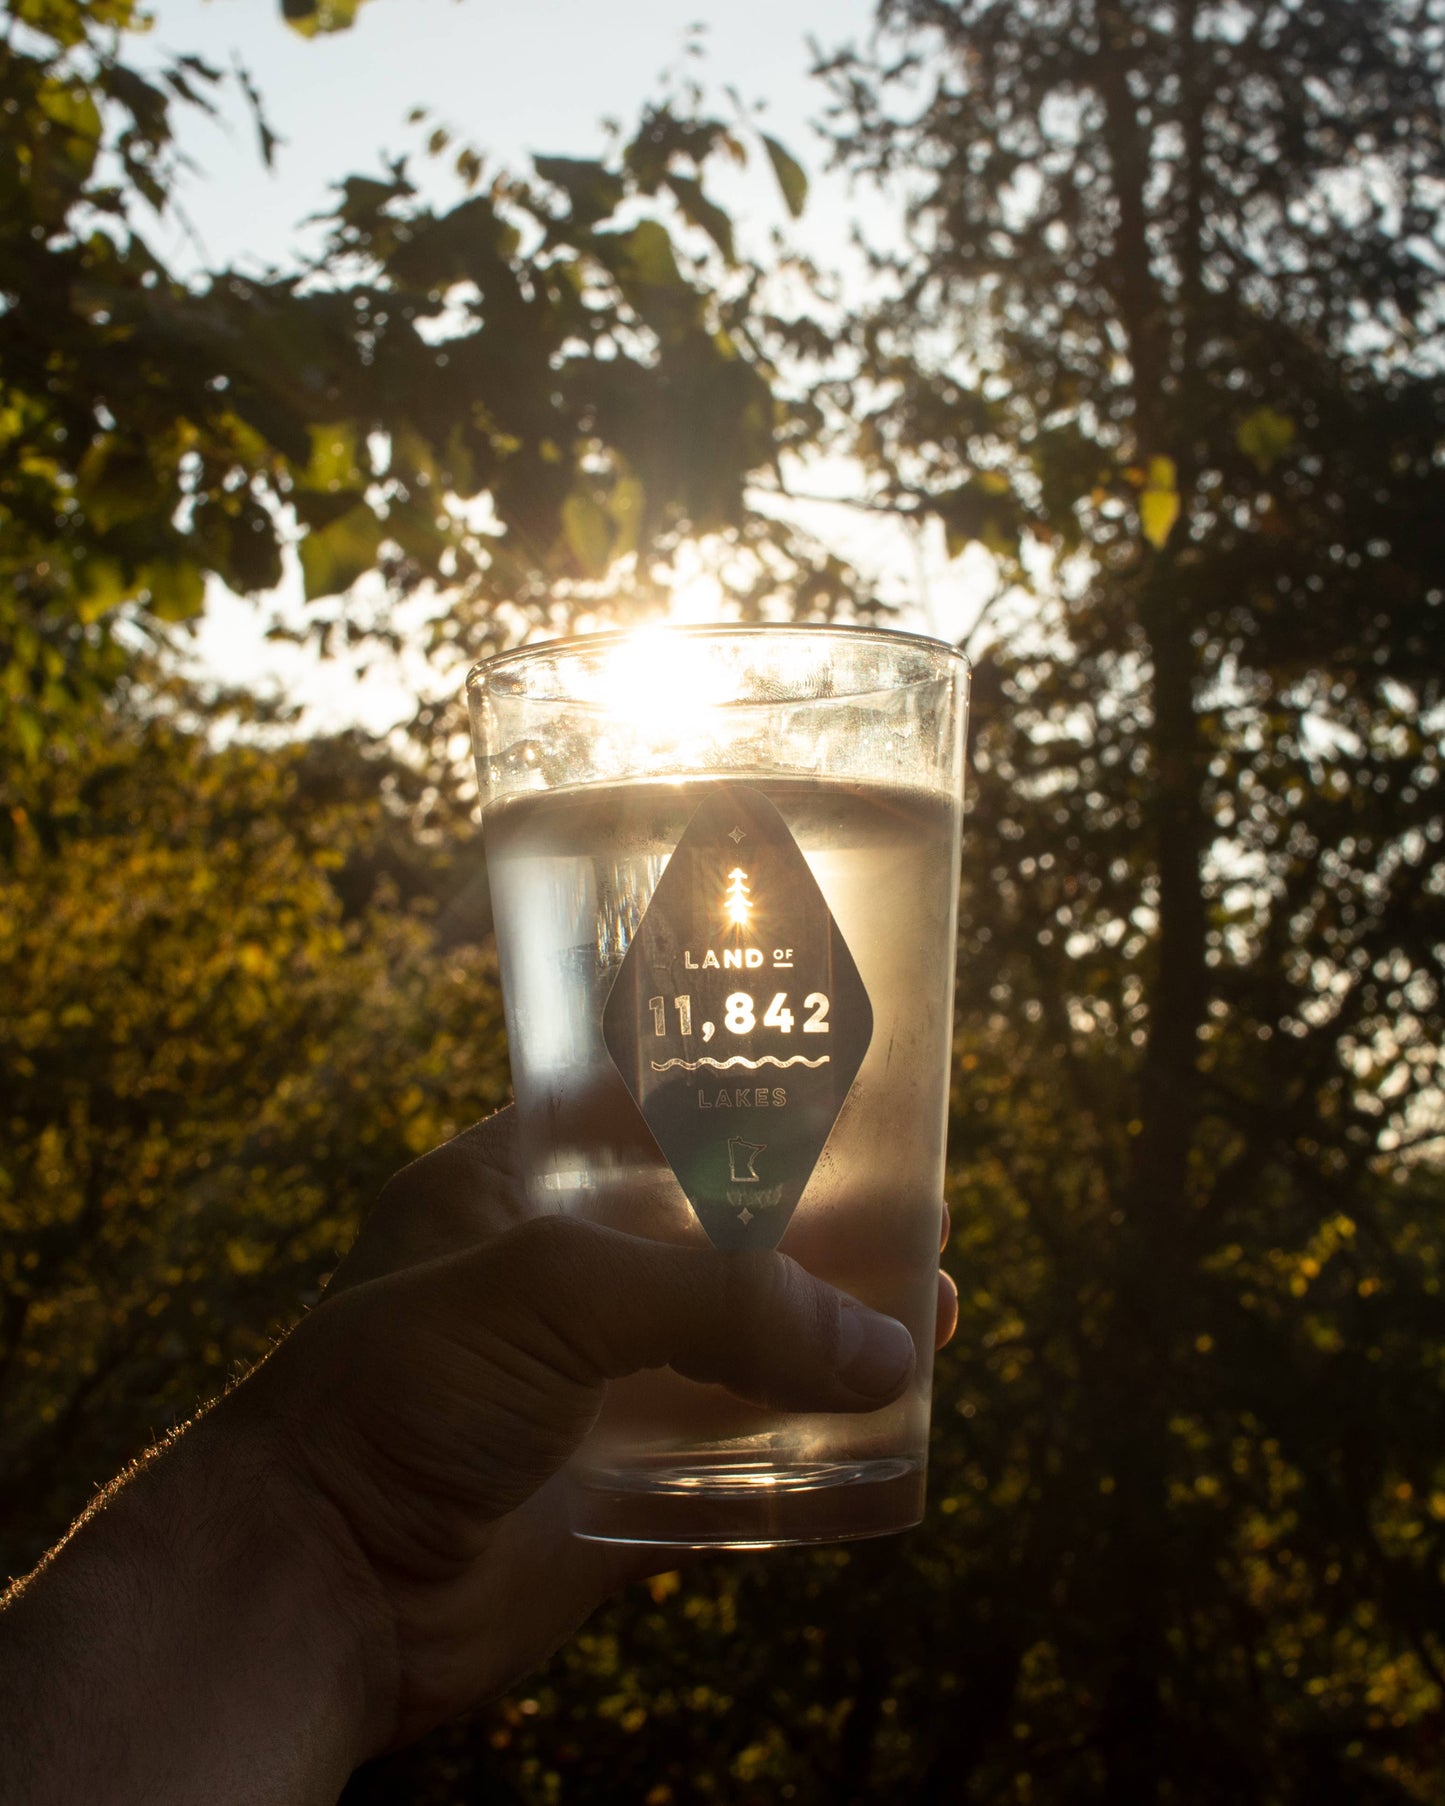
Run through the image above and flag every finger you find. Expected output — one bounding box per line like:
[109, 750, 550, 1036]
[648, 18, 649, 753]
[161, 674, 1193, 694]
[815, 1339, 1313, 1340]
[328, 1109, 524, 1296]
[935, 1269, 958, 1350]
[469, 1215, 917, 1415]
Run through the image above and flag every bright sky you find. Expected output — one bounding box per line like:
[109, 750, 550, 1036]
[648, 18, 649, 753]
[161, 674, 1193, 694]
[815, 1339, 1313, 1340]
[147, 0, 874, 271]
[144, 0, 990, 731]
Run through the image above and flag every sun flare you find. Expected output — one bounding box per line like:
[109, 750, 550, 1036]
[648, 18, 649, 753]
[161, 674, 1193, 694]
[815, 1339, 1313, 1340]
[724, 867, 753, 930]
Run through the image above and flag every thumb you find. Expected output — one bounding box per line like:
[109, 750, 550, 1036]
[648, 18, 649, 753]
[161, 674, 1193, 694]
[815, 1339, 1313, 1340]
[473, 1215, 918, 1413]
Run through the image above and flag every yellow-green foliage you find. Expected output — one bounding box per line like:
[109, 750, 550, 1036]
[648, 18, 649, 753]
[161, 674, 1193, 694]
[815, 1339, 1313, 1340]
[0, 705, 510, 1561]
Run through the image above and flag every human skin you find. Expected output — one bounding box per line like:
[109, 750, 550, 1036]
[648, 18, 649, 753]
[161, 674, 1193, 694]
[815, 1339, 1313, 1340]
[0, 1107, 958, 1806]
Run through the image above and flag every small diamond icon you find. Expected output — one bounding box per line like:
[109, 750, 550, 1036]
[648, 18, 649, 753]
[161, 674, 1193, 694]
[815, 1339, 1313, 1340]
[728, 826, 745, 844]
[738, 1208, 754, 1226]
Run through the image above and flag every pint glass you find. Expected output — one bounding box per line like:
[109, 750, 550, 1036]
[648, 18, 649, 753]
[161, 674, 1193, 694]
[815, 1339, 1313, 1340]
[468, 625, 969, 1546]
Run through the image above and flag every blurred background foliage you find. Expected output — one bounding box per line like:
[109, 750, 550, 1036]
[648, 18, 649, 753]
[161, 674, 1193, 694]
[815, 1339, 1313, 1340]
[3, 0, 1444, 1801]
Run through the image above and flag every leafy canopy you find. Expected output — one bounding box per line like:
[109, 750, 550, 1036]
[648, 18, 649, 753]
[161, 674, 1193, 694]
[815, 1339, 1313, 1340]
[0, 0, 815, 761]
[5, 3, 1445, 1802]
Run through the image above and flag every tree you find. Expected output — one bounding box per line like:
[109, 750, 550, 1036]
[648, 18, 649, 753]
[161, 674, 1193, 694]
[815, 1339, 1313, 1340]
[0, 0, 809, 764]
[796, 2, 1445, 1798]
[0, 674, 514, 1573]
[350, 4, 1445, 1801]
[7, 2, 1445, 1801]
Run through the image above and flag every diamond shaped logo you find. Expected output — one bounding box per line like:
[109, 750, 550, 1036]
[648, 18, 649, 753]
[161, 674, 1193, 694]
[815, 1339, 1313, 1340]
[602, 784, 872, 1250]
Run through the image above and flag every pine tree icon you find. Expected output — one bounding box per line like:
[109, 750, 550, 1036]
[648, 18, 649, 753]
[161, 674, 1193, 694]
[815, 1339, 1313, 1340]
[725, 867, 752, 927]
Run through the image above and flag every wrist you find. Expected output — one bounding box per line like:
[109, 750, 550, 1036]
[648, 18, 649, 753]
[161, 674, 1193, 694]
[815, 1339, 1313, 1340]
[0, 1394, 391, 1806]
[185, 1384, 400, 1770]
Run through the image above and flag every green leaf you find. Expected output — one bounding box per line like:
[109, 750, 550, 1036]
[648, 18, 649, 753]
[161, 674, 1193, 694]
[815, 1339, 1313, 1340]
[608, 475, 646, 558]
[11, 0, 88, 47]
[384, 194, 519, 292]
[142, 559, 206, 624]
[11, 704, 43, 761]
[594, 219, 684, 291]
[232, 61, 280, 169]
[334, 173, 410, 227]
[386, 497, 450, 569]
[623, 105, 731, 193]
[1140, 476, 1181, 551]
[102, 66, 171, 149]
[533, 156, 626, 227]
[1140, 487, 1180, 549]
[298, 504, 383, 599]
[665, 173, 736, 264]
[38, 80, 103, 180]
[73, 557, 131, 623]
[936, 479, 1023, 562]
[562, 492, 614, 579]
[212, 498, 284, 595]
[760, 133, 808, 219]
[76, 439, 167, 532]
[292, 489, 365, 534]
[590, 220, 700, 340]
[280, 0, 369, 37]
[1237, 406, 1296, 475]
[299, 423, 365, 494]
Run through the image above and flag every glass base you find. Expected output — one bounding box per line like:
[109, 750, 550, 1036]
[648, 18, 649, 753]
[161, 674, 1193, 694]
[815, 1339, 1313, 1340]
[571, 1454, 925, 1549]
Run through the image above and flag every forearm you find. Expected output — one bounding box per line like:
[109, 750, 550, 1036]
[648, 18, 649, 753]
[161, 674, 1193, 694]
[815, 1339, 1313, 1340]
[0, 1404, 383, 1806]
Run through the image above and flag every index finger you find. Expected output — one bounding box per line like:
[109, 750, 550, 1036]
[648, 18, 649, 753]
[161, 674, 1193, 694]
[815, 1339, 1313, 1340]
[327, 1108, 526, 1296]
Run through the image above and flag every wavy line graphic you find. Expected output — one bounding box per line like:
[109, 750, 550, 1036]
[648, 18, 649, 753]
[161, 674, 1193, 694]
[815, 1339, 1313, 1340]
[649, 1054, 832, 1074]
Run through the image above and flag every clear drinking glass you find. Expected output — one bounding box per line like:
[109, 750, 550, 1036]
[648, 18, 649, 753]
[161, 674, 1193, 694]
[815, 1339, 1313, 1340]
[468, 624, 969, 1547]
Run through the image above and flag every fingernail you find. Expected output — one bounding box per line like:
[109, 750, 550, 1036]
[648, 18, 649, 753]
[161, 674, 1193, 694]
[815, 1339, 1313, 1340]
[836, 1301, 915, 1400]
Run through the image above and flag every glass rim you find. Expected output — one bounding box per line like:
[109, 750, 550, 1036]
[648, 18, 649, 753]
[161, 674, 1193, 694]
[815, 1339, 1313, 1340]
[465, 620, 971, 700]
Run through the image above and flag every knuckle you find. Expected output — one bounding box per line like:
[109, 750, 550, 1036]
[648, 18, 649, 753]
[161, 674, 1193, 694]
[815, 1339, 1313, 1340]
[375, 1154, 432, 1215]
[448, 1109, 518, 1188]
[378, 1145, 468, 1221]
[476, 1214, 609, 1382]
[704, 1251, 842, 1406]
[490, 1211, 597, 1281]
[717, 1248, 792, 1340]
[789, 1256, 843, 1360]
[379, 1109, 515, 1207]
